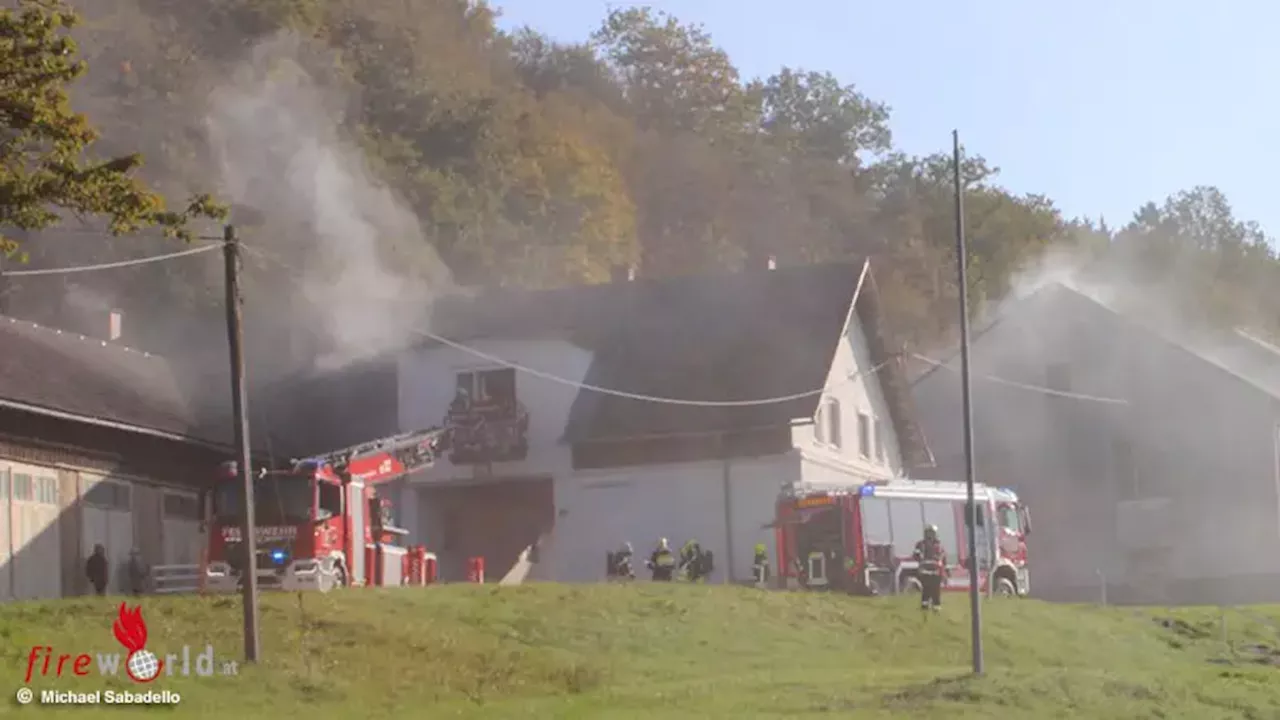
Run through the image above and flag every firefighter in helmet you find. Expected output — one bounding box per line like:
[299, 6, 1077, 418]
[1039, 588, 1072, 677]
[614, 542, 635, 579]
[680, 539, 707, 582]
[752, 542, 770, 586]
[647, 538, 676, 581]
[913, 524, 946, 611]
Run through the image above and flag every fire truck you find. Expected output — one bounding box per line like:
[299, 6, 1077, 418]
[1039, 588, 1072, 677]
[204, 427, 449, 593]
[774, 478, 1031, 598]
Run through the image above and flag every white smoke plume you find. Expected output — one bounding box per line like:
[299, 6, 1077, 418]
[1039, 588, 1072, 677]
[204, 32, 453, 373]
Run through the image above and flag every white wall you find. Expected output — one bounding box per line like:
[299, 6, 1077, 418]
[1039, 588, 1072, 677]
[398, 338, 591, 490]
[793, 308, 902, 482]
[550, 453, 801, 583]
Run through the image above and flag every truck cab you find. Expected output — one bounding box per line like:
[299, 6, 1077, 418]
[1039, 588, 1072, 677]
[205, 462, 352, 592]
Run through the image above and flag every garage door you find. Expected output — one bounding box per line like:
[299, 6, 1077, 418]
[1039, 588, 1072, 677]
[162, 491, 203, 565]
[82, 476, 133, 594]
[5, 462, 62, 600]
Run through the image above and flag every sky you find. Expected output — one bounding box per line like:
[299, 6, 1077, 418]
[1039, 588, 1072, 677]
[492, 0, 1280, 237]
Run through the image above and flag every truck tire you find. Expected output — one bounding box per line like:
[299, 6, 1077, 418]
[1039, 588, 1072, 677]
[994, 576, 1017, 597]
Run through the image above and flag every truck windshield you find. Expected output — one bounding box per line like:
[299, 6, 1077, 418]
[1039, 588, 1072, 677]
[998, 505, 1019, 532]
[214, 474, 312, 523]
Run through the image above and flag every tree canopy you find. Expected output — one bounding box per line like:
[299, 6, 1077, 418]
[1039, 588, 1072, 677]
[4, 0, 1279, 369]
[0, 0, 223, 259]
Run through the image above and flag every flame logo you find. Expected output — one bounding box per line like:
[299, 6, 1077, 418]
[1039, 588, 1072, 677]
[113, 603, 163, 683]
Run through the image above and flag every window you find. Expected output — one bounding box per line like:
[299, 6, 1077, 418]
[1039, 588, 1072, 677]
[0, 469, 7, 497]
[13, 473, 32, 501]
[874, 419, 886, 463]
[998, 505, 1019, 532]
[456, 368, 517, 406]
[1045, 363, 1071, 391]
[857, 413, 871, 458]
[814, 399, 840, 447]
[163, 493, 201, 520]
[826, 400, 842, 447]
[37, 476, 57, 505]
[85, 479, 131, 511]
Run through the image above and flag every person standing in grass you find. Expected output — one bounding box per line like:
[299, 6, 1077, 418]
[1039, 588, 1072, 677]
[913, 525, 946, 611]
[86, 544, 108, 596]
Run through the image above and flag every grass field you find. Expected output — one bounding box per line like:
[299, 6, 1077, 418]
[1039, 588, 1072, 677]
[3, 584, 1280, 718]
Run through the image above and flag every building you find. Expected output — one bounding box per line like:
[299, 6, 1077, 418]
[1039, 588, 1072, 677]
[370, 259, 928, 582]
[0, 313, 229, 600]
[911, 281, 1280, 605]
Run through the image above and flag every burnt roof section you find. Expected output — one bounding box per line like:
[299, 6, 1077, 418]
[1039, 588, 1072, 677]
[428, 262, 930, 467]
[0, 315, 205, 443]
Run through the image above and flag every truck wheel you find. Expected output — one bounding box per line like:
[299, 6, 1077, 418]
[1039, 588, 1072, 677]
[334, 564, 348, 589]
[994, 576, 1016, 597]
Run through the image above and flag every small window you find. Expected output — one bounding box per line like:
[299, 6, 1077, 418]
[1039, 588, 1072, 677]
[38, 477, 58, 505]
[1045, 363, 1071, 391]
[826, 399, 842, 447]
[86, 479, 131, 511]
[13, 474, 32, 501]
[857, 413, 871, 458]
[0, 469, 8, 497]
[456, 368, 517, 406]
[813, 404, 825, 442]
[874, 419, 886, 463]
[163, 493, 201, 520]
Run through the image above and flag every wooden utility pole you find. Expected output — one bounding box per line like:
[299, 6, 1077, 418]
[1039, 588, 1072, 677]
[952, 131, 984, 676]
[223, 224, 260, 662]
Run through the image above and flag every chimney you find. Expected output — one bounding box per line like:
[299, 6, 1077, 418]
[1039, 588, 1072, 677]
[108, 309, 122, 342]
[767, 255, 777, 270]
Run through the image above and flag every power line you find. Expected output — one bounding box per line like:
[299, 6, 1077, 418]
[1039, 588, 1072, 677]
[910, 352, 1129, 405]
[240, 243, 1130, 408]
[1, 243, 221, 277]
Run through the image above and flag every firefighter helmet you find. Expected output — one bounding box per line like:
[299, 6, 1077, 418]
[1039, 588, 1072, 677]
[924, 524, 938, 539]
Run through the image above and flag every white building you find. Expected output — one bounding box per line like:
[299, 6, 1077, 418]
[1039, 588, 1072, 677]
[382, 259, 929, 582]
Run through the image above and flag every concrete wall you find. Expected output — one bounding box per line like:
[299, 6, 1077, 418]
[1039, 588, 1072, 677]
[549, 452, 801, 583]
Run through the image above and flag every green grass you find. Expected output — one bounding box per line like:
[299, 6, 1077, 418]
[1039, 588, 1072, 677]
[3, 584, 1280, 718]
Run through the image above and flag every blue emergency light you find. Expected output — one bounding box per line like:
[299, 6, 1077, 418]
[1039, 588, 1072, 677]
[859, 483, 876, 497]
[270, 550, 287, 564]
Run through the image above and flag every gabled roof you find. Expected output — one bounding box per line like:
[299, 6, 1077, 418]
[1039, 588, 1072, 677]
[428, 261, 931, 467]
[912, 280, 1280, 403]
[0, 315, 224, 448]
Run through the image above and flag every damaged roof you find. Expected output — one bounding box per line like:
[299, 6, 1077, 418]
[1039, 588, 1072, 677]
[429, 261, 931, 467]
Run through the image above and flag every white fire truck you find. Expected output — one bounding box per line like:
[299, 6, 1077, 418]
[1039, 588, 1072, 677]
[774, 478, 1032, 597]
[204, 427, 449, 592]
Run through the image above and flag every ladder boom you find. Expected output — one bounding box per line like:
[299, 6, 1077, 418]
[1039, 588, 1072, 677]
[292, 427, 450, 484]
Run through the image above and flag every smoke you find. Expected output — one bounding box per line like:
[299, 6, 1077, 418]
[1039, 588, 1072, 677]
[204, 32, 453, 374]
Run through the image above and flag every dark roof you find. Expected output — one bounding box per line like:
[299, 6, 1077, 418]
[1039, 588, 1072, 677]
[911, 281, 1280, 402]
[0, 314, 213, 445]
[429, 262, 931, 467]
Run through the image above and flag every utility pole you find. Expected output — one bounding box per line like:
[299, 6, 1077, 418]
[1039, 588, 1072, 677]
[952, 130, 984, 676]
[223, 224, 260, 663]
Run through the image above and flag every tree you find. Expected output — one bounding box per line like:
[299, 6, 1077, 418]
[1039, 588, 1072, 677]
[759, 67, 891, 165]
[0, 0, 223, 259]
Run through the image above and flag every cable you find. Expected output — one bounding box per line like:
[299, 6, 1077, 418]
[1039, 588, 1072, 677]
[1, 243, 221, 277]
[910, 352, 1129, 405]
[241, 242, 1128, 407]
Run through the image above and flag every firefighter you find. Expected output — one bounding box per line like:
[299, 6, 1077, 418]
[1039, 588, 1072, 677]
[614, 542, 635, 579]
[647, 538, 676, 581]
[913, 525, 946, 611]
[752, 543, 770, 586]
[85, 544, 108, 596]
[449, 386, 471, 415]
[679, 539, 705, 582]
[127, 548, 149, 596]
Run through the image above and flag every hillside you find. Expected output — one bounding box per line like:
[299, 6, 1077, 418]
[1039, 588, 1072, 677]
[3, 585, 1279, 718]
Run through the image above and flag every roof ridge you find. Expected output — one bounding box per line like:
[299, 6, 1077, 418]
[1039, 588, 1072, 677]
[2, 314, 160, 359]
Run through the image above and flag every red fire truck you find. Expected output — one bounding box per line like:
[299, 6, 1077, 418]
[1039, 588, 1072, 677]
[774, 478, 1031, 597]
[204, 427, 449, 592]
